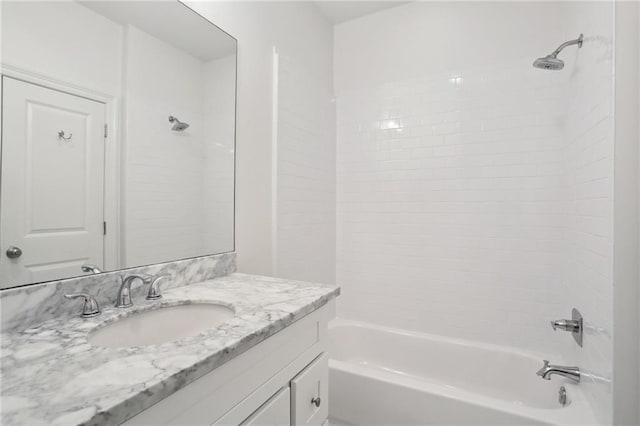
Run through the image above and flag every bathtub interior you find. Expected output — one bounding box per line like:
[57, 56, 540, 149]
[329, 362, 556, 426]
[328, 320, 580, 411]
[329, 361, 562, 426]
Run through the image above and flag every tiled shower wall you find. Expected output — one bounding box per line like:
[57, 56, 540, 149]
[335, 2, 614, 422]
[336, 61, 570, 353]
[562, 2, 615, 422]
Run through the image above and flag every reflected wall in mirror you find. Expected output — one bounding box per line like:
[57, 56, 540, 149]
[0, 1, 236, 289]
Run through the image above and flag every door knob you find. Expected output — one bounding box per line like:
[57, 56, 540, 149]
[6, 246, 22, 259]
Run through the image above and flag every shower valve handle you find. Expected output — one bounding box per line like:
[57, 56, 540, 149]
[550, 308, 583, 347]
[550, 319, 580, 332]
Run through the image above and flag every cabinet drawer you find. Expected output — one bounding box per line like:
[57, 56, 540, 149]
[291, 353, 328, 425]
[240, 387, 290, 426]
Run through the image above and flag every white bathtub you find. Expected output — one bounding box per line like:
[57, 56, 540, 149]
[328, 319, 597, 426]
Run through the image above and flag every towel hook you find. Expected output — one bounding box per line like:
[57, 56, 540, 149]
[58, 130, 72, 141]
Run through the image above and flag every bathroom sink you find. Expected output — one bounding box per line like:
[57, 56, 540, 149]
[89, 304, 235, 348]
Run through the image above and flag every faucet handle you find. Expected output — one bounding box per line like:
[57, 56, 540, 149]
[550, 319, 580, 332]
[550, 308, 584, 347]
[65, 293, 101, 318]
[146, 274, 171, 300]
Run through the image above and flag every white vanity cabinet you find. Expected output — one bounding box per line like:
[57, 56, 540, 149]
[240, 387, 290, 426]
[123, 302, 334, 426]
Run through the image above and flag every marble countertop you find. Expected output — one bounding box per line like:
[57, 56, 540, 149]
[0, 273, 339, 426]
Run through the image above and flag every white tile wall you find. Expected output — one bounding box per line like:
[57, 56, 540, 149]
[562, 3, 615, 422]
[274, 49, 336, 284]
[335, 3, 615, 422]
[337, 60, 571, 353]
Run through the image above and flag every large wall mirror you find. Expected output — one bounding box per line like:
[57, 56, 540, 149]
[0, 1, 236, 289]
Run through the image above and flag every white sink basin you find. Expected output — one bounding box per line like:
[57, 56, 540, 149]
[89, 303, 235, 348]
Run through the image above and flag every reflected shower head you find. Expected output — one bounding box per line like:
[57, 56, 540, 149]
[533, 34, 583, 71]
[168, 115, 189, 131]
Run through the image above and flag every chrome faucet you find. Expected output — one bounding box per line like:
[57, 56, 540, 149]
[536, 360, 581, 383]
[81, 264, 102, 274]
[115, 274, 151, 308]
[146, 274, 171, 300]
[65, 293, 101, 318]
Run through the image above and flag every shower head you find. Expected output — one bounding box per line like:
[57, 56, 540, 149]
[168, 115, 189, 131]
[533, 55, 565, 71]
[533, 33, 583, 71]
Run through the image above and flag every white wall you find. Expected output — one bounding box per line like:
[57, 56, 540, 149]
[185, 2, 335, 278]
[0, 1, 122, 96]
[335, 2, 614, 422]
[273, 48, 336, 284]
[612, 2, 640, 425]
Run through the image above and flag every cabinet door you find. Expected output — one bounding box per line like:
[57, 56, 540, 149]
[239, 387, 290, 426]
[290, 353, 328, 425]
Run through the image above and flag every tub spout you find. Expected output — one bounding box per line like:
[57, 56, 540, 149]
[536, 360, 581, 383]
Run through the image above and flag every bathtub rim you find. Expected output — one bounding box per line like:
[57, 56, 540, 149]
[330, 317, 562, 363]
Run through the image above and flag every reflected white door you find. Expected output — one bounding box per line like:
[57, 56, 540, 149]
[1, 77, 106, 288]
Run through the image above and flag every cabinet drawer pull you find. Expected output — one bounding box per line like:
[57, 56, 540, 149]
[311, 397, 321, 407]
